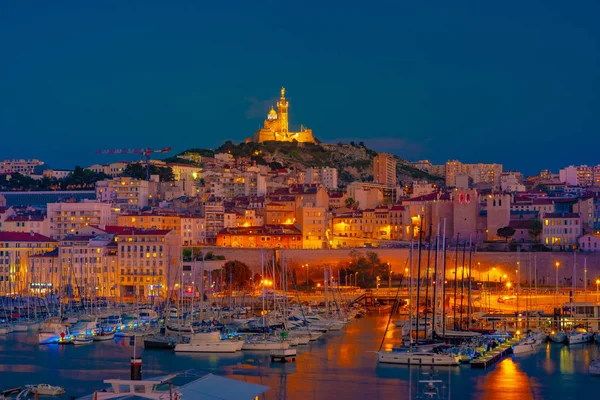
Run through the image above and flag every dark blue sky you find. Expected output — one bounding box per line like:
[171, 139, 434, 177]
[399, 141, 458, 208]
[1, 1, 598, 175]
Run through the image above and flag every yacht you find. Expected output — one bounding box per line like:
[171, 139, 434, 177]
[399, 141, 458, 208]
[549, 331, 567, 344]
[243, 335, 291, 351]
[377, 349, 461, 366]
[174, 331, 244, 353]
[567, 330, 592, 345]
[26, 384, 66, 396]
[93, 329, 115, 341]
[512, 337, 537, 355]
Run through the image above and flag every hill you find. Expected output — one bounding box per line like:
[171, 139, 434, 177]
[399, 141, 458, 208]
[164, 141, 443, 186]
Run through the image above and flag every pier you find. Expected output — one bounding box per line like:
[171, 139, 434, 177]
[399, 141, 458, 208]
[470, 339, 517, 369]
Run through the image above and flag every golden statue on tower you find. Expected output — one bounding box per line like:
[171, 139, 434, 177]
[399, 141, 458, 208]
[247, 87, 316, 143]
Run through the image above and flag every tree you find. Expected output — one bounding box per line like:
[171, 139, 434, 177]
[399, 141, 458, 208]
[345, 250, 388, 287]
[528, 221, 543, 242]
[344, 197, 359, 210]
[213, 261, 253, 290]
[122, 163, 174, 182]
[497, 226, 516, 245]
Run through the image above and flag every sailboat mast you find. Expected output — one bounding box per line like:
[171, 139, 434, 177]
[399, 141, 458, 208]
[467, 237, 473, 330]
[459, 239, 467, 330]
[441, 220, 447, 337]
[432, 223, 440, 332]
[424, 223, 433, 340]
[409, 238, 414, 351]
[415, 216, 424, 343]
[453, 233, 460, 329]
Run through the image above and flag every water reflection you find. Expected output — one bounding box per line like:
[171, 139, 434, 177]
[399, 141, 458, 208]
[478, 358, 533, 400]
[0, 316, 599, 399]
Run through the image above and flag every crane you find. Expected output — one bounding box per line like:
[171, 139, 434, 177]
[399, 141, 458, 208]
[95, 147, 172, 181]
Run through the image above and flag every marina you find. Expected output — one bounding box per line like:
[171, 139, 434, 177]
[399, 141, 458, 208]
[0, 313, 599, 399]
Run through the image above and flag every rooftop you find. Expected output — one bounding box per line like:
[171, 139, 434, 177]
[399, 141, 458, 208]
[0, 232, 57, 242]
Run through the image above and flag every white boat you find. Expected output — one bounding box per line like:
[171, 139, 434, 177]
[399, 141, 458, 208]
[73, 333, 94, 345]
[567, 330, 592, 345]
[377, 349, 461, 366]
[402, 320, 433, 337]
[513, 337, 537, 355]
[94, 331, 115, 341]
[174, 331, 244, 353]
[433, 327, 481, 339]
[13, 321, 40, 332]
[70, 318, 98, 335]
[550, 331, 567, 344]
[138, 308, 158, 323]
[27, 383, 66, 396]
[0, 324, 13, 335]
[243, 336, 291, 351]
[590, 359, 600, 376]
[39, 321, 71, 344]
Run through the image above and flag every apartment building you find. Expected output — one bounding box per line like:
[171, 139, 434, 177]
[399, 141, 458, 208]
[542, 212, 582, 247]
[217, 224, 302, 249]
[0, 232, 57, 295]
[559, 165, 600, 187]
[373, 153, 397, 187]
[1, 215, 49, 237]
[297, 206, 327, 249]
[109, 227, 181, 299]
[0, 159, 44, 175]
[47, 202, 113, 239]
[57, 232, 118, 298]
[96, 177, 154, 211]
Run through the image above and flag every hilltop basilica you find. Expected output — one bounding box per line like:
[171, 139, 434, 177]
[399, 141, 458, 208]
[247, 87, 316, 143]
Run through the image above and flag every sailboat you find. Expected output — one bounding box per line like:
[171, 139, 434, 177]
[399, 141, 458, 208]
[377, 225, 460, 366]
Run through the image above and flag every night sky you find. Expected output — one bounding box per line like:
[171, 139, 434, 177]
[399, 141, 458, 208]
[1, 1, 599, 175]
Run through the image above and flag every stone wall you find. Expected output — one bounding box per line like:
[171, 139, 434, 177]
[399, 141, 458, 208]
[203, 246, 600, 286]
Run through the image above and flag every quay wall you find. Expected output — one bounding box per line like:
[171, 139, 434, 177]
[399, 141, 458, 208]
[202, 247, 600, 285]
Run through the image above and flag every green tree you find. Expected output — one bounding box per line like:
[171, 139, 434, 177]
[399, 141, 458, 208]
[344, 197, 359, 210]
[122, 163, 175, 182]
[213, 260, 253, 290]
[346, 250, 387, 287]
[528, 221, 543, 242]
[497, 226, 516, 251]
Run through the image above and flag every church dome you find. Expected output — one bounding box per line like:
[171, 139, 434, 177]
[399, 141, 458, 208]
[267, 106, 277, 119]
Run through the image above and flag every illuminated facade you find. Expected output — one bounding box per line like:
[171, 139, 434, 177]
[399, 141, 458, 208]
[217, 225, 302, 249]
[0, 232, 57, 295]
[248, 87, 316, 143]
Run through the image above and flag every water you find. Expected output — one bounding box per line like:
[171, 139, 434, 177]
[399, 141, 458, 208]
[0, 316, 598, 399]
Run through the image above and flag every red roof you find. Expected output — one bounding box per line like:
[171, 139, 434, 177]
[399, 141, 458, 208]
[406, 192, 440, 202]
[5, 215, 45, 222]
[100, 226, 172, 235]
[0, 232, 56, 242]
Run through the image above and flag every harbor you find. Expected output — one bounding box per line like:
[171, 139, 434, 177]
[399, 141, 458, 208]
[0, 313, 599, 399]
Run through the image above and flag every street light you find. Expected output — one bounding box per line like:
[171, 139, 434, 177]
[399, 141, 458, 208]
[302, 264, 309, 289]
[388, 262, 392, 290]
[596, 279, 600, 302]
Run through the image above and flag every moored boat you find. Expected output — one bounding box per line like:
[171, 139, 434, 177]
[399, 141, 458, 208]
[26, 383, 66, 396]
[377, 349, 461, 366]
[73, 333, 93, 345]
[174, 331, 243, 353]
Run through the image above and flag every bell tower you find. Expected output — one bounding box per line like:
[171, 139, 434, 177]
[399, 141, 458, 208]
[277, 87, 289, 136]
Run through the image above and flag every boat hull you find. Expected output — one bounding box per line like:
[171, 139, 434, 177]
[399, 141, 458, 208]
[377, 351, 460, 366]
[243, 341, 291, 351]
[174, 341, 243, 353]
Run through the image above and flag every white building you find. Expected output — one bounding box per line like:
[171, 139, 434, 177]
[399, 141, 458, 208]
[47, 202, 113, 239]
[0, 159, 44, 176]
[500, 172, 526, 192]
[43, 169, 72, 180]
[302, 167, 338, 190]
[96, 177, 153, 211]
[542, 212, 582, 247]
[579, 234, 600, 252]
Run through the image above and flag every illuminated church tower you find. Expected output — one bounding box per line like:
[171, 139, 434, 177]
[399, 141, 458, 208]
[248, 87, 316, 143]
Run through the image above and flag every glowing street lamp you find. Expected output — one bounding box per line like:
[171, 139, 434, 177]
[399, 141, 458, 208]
[596, 279, 600, 302]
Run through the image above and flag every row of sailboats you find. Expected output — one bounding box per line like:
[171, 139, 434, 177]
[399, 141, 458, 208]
[377, 218, 479, 366]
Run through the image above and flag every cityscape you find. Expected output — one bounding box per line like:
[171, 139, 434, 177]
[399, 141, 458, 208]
[1, 2, 600, 400]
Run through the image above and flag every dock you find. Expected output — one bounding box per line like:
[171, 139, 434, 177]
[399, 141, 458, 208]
[270, 348, 297, 363]
[470, 339, 516, 369]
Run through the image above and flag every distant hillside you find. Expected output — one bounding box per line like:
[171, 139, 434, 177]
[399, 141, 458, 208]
[164, 141, 443, 186]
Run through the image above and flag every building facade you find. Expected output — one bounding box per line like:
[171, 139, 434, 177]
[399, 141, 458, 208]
[373, 153, 397, 187]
